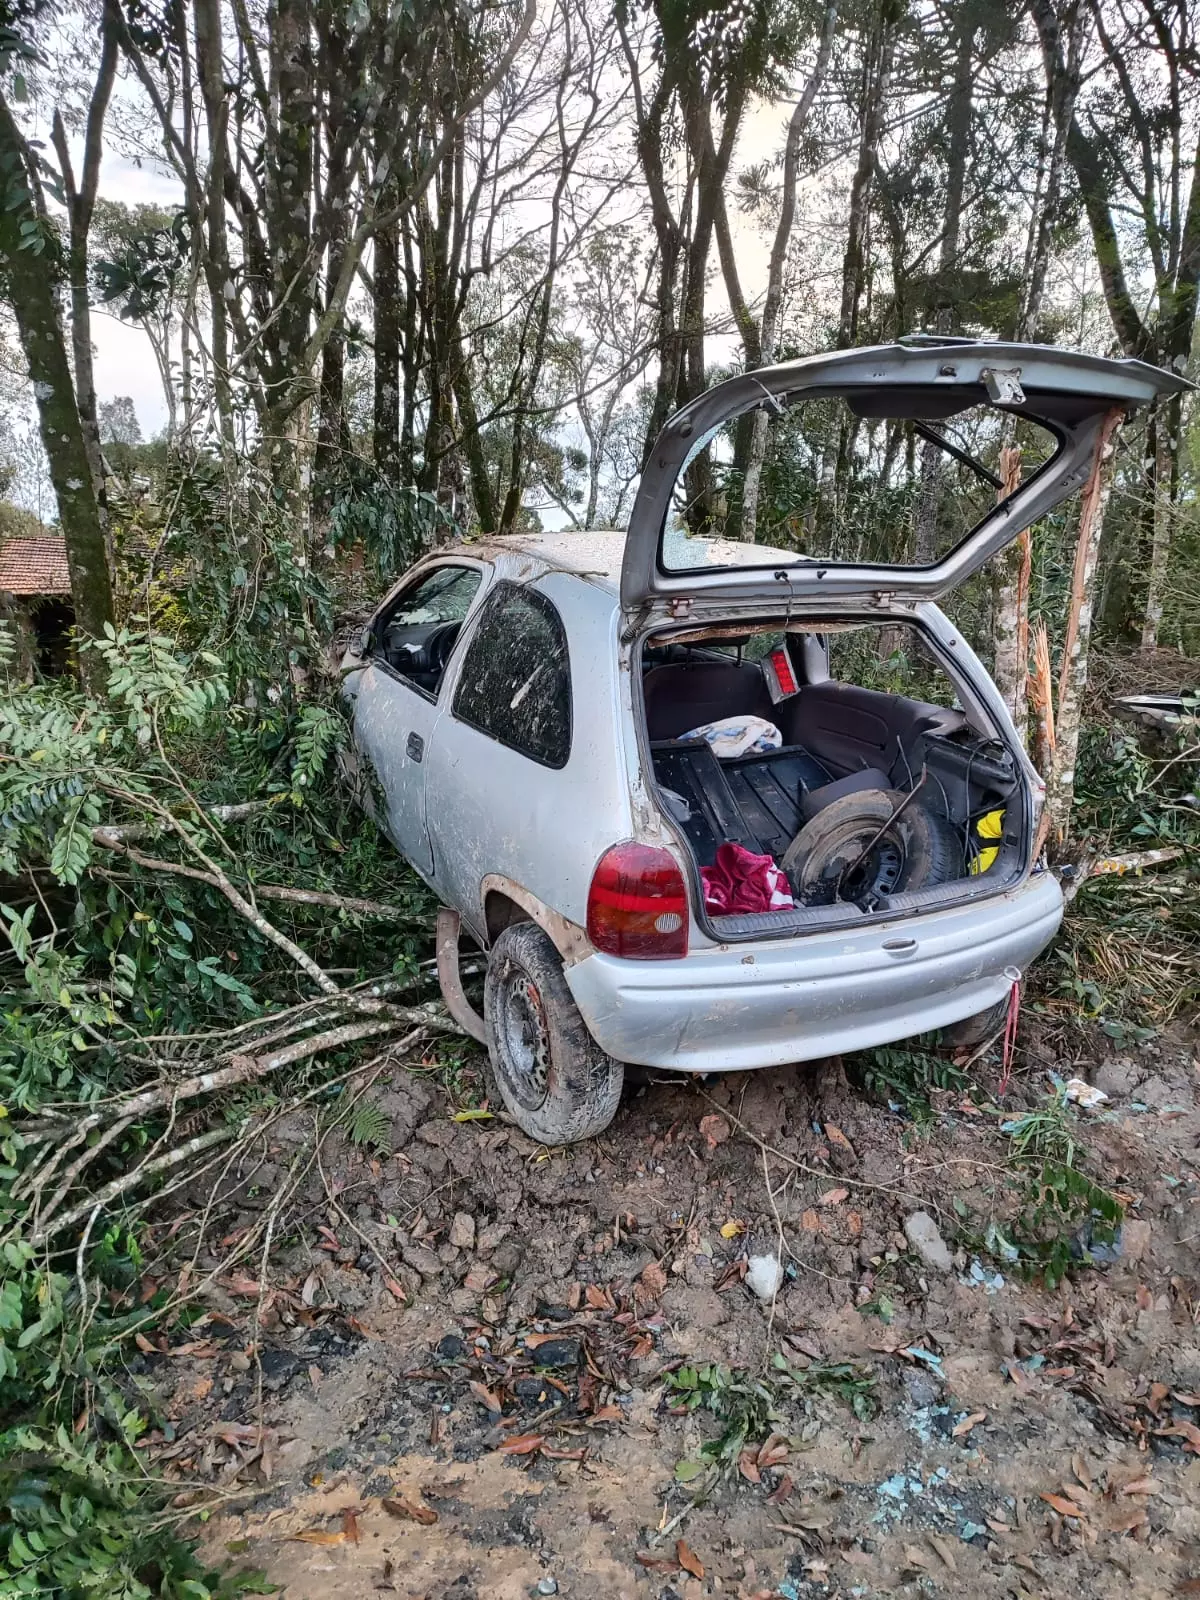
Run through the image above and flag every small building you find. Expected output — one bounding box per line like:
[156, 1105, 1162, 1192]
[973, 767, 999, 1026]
[0, 533, 74, 675]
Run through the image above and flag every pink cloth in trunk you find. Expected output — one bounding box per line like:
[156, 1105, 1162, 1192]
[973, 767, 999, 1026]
[701, 842, 795, 914]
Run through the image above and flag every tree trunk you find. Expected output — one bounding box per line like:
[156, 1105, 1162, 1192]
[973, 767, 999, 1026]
[373, 200, 402, 483]
[314, 192, 352, 517]
[739, 0, 839, 542]
[1140, 396, 1176, 651]
[837, 5, 897, 348]
[263, 0, 316, 528]
[990, 446, 1029, 740]
[193, 0, 237, 442]
[399, 216, 421, 484]
[912, 13, 975, 564]
[0, 93, 114, 681]
[1045, 410, 1123, 847]
[452, 335, 495, 533]
[50, 17, 118, 507]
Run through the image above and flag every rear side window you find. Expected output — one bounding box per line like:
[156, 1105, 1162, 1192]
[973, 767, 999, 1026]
[452, 583, 572, 768]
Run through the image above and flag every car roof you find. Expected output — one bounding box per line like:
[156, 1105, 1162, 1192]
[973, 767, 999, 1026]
[457, 527, 802, 596]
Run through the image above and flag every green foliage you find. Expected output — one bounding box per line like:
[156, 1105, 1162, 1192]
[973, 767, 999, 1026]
[667, 1362, 782, 1486]
[345, 1100, 391, 1156]
[93, 209, 191, 325]
[666, 1352, 877, 1489]
[852, 1045, 969, 1130]
[992, 1090, 1124, 1290]
[0, 620, 432, 1596]
[326, 462, 457, 581]
[0, 1235, 271, 1598]
[1051, 704, 1198, 1027]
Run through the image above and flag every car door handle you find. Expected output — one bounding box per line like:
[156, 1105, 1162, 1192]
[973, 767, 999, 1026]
[406, 731, 424, 763]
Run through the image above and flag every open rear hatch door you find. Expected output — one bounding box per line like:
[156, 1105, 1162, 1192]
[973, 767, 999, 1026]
[620, 337, 1190, 622]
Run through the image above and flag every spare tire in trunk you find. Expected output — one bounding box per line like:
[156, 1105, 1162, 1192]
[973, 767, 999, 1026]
[780, 788, 963, 907]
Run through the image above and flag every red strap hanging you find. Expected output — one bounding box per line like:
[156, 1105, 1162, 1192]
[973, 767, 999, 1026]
[998, 978, 1021, 1099]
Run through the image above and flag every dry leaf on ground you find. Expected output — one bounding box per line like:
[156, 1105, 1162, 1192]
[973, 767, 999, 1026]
[677, 1539, 704, 1579]
[499, 1433, 545, 1456]
[952, 1411, 986, 1438]
[1041, 1492, 1087, 1518]
[382, 1494, 437, 1525]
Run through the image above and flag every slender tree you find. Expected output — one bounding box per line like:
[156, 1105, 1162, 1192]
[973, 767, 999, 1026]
[0, 52, 114, 679]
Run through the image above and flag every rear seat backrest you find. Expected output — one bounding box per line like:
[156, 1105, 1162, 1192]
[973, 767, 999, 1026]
[642, 660, 775, 743]
[780, 682, 967, 781]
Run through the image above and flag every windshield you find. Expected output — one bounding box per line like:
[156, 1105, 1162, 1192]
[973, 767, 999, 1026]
[662, 393, 1060, 573]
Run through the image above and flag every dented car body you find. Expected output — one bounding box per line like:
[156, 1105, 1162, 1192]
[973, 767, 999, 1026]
[341, 337, 1188, 1142]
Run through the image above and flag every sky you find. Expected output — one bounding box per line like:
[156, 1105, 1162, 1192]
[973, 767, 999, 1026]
[89, 150, 181, 442]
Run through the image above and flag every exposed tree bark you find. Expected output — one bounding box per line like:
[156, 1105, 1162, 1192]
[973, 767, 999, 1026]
[1028, 616, 1055, 785]
[373, 188, 402, 484]
[0, 92, 114, 680]
[1140, 403, 1176, 650]
[990, 446, 1030, 740]
[1045, 410, 1123, 846]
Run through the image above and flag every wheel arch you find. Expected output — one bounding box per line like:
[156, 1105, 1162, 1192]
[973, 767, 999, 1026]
[480, 874, 592, 965]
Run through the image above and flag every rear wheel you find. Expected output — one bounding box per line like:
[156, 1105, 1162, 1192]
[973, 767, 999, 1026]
[483, 921, 624, 1143]
[937, 997, 1011, 1050]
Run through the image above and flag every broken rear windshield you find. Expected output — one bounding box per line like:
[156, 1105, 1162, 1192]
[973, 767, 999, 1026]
[661, 393, 1060, 572]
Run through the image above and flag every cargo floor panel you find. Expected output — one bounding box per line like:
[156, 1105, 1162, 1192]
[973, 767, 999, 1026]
[651, 741, 830, 865]
[723, 747, 832, 859]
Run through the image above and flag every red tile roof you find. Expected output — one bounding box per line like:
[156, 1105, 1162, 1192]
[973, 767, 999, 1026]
[0, 534, 72, 596]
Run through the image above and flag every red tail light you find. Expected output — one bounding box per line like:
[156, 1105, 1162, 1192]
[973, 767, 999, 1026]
[587, 842, 689, 959]
[769, 646, 798, 696]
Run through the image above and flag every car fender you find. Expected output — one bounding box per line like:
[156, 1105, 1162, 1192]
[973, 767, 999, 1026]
[480, 873, 593, 966]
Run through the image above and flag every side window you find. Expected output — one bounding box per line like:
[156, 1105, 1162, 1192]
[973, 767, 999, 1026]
[452, 583, 572, 768]
[374, 565, 482, 698]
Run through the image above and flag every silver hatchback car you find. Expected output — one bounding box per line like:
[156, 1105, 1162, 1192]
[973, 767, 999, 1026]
[342, 338, 1184, 1142]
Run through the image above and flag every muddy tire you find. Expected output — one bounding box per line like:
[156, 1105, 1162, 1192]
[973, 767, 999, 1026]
[483, 921, 624, 1144]
[938, 997, 1011, 1050]
[781, 788, 963, 906]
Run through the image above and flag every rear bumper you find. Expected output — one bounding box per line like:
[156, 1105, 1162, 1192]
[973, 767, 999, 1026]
[564, 871, 1063, 1071]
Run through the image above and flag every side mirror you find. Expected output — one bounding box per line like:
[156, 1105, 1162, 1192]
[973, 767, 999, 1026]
[355, 626, 374, 657]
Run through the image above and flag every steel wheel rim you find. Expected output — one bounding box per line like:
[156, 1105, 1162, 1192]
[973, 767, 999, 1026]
[800, 822, 907, 905]
[496, 967, 551, 1110]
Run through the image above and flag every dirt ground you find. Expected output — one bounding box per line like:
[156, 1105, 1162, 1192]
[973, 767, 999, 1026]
[137, 1009, 1200, 1600]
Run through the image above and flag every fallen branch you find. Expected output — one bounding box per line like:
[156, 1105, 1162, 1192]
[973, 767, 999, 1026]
[22, 1018, 428, 1169]
[93, 800, 276, 844]
[248, 883, 409, 918]
[94, 826, 343, 998]
[91, 858, 410, 919]
[21, 1023, 431, 1244]
[1059, 845, 1186, 903]
[29, 1126, 238, 1246]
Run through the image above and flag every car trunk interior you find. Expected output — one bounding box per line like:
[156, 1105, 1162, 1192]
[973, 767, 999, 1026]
[639, 620, 1030, 937]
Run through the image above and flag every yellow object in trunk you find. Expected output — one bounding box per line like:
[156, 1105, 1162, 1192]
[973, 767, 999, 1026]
[970, 808, 1005, 874]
